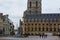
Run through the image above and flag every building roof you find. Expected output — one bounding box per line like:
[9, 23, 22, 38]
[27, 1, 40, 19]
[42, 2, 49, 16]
[24, 14, 60, 20]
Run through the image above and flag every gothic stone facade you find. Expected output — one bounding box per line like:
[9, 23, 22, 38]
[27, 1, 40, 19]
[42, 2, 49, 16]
[22, 0, 60, 36]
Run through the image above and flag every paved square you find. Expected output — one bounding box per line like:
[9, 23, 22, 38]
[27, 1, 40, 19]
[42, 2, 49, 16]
[0, 36, 60, 40]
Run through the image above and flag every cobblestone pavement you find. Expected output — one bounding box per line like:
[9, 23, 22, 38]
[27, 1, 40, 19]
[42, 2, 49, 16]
[0, 36, 60, 40]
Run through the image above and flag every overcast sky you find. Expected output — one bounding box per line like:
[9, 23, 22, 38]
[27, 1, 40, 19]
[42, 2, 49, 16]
[0, 0, 60, 29]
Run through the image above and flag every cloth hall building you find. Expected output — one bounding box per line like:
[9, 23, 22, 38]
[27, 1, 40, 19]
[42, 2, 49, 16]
[21, 0, 60, 36]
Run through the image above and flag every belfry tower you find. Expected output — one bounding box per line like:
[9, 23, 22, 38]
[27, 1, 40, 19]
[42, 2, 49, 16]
[22, 0, 42, 36]
[24, 0, 41, 15]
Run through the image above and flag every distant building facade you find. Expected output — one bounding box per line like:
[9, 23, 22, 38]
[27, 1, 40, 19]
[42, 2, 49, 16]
[22, 0, 60, 36]
[3, 15, 15, 36]
[3, 15, 10, 35]
[0, 13, 15, 36]
[9, 22, 15, 35]
[0, 13, 3, 35]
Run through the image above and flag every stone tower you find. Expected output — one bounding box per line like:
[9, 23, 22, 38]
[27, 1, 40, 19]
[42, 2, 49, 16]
[24, 0, 41, 14]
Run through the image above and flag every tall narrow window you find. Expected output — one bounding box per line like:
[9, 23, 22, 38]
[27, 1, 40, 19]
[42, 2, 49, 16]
[42, 27, 44, 31]
[50, 27, 52, 31]
[36, 1, 38, 8]
[25, 27, 26, 31]
[35, 1, 38, 14]
[28, 27, 30, 31]
[39, 27, 41, 31]
[32, 27, 33, 31]
[54, 27, 56, 32]
[46, 27, 48, 31]
[30, 2, 31, 8]
[35, 27, 37, 31]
